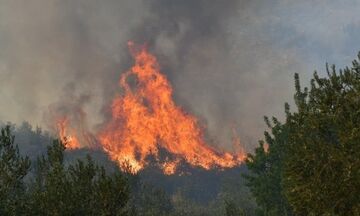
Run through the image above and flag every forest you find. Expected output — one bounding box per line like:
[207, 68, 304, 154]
[1, 53, 359, 216]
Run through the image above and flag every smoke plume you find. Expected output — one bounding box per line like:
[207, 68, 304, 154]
[1, 0, 358, 151]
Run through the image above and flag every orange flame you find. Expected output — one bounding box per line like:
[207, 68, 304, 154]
[56, 117, 81, 149]
[263, 143, 269, 153]
[162, 159, 180, 175]
[97, 42, 246, 174]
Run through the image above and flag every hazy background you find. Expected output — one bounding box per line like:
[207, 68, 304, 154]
[1, 0, 359, 152]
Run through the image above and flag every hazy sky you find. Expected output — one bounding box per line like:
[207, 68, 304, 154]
[0, 0, 359, 151]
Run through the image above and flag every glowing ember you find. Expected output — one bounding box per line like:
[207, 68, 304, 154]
[162, 159, 180, 175]
[97, 42, 246, 174]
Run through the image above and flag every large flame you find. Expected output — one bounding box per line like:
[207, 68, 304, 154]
[97, 42, 246, 174]
[54, 42, 245, 174]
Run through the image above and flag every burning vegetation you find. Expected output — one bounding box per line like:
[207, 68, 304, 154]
[54, 42, 246, 174]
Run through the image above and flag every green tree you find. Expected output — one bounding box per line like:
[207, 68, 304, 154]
[225, 200, 245, 216]
[219, 171, 257, 215]
[29, 139, 74, 215]
[283, 61, 360, 215]
[246, 53, 360, 216]
[244, 116, 292, 216]
[28, 139, 130, 215]
[91, 166, 130, 216]
[133, 183, 173, 216]
[0, 125, 31, 215]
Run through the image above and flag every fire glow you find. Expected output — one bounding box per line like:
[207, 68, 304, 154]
[57, 42, 246, 175]
[57, 117, 81, 150]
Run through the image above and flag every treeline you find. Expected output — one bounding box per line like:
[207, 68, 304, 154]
[245, 54, 360, 215]
[0, 123, 256, 216]
[0, 125, 129, 215]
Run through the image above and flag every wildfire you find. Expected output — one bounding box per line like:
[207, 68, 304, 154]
[56, 117, 81, 149]
[162, 159, 180, 175]
[97, 42, 246, 174]
[54, 42, 246, 174]
[263, 143, 269, 153]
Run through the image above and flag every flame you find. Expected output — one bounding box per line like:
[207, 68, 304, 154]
[56, 117, 81, 149]
[232, 126, 246, 160]
[54, 42, 246, 174]
[97, 42, 246, 174]
[263, 143, 269, 153]
[162, 159, 180, 175]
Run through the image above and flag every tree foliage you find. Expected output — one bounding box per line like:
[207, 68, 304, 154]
[244, 116, 292, 216]
[246, 53, 360, 215]
[28, 139, 130, 215]
[284, 60, 360, 215]
[132, 183, 173, 216]
[225, 200, 245, 216]
[0, 126, 130, 216]
[0, 126, 31, 215]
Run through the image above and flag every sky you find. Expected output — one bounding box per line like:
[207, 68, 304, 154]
[0, 0, 359, 151]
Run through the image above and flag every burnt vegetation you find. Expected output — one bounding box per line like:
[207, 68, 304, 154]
[1, 53, 360, 215]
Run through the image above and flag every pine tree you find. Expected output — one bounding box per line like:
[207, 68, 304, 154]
[0, 125, 31, 215]
[244, 116, 292, 216]
[28, 140, 130, 215]
[283, 59, 360, 215]
[29, 139, 73, 215]
[246, 53, 360, 216]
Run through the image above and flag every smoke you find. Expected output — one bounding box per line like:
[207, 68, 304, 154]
[129, 0, 300, 149]
[1, 0, 359, 151]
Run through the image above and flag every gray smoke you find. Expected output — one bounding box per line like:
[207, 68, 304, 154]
[1, 0, 358, 152]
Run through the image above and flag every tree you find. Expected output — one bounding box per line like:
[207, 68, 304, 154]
[219, 170, 257, 215]
[283, 60, 360, 215]
[244, 116, 292, 216]
[28, 139, 73, 215]
[0, 124, 131, 215]
[0, 125, 31, 215]
[90, 166, 130, 216]
[14, 121, 51, 160]
[28, 139, 130, 215]
[225, 200, 245, 216]
[246, 53, 360, 215]
[132, 183, 173, 216]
